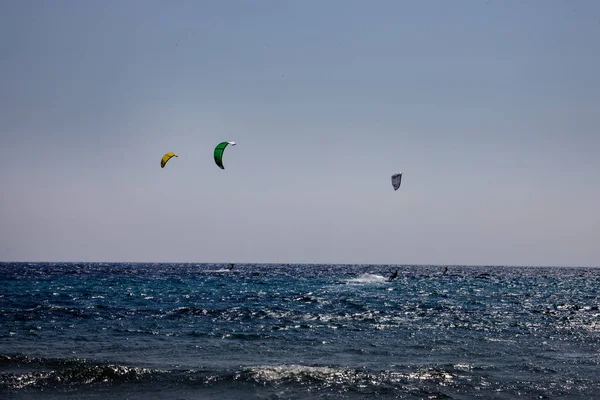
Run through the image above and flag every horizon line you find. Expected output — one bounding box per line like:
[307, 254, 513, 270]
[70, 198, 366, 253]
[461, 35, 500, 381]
[0, 260, 597, 269]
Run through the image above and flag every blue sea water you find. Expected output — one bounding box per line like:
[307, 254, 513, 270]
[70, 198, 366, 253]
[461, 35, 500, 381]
[1, 263, 599, 399]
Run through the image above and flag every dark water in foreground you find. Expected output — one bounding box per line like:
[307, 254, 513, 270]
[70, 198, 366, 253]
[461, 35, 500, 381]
[1, 262, 599, 399]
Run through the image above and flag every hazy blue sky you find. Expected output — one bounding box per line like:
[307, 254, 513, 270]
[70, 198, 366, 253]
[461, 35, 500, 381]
[1, 0, 599, 266]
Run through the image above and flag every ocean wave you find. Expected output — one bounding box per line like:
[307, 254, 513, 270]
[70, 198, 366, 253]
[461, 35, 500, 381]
[238, 364, 457, 389]
[346, 273, 388, 284]
[0, 354, 160, 390]
[3, 353, 599, 399]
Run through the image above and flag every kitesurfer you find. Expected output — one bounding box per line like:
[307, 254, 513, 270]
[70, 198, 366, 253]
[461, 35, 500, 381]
[229, 263, 234, 270]
[388, 269, 398, 282]
[443, 266, 448, 275]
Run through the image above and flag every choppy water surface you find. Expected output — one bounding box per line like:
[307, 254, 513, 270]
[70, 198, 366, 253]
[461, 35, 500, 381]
[1, 263, 599, 399]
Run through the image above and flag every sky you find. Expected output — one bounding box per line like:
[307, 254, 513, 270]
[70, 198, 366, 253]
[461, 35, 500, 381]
[1, 0, 599, 266]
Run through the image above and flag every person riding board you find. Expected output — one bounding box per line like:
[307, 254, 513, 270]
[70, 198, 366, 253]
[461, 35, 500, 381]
[388, 269, 398, 282]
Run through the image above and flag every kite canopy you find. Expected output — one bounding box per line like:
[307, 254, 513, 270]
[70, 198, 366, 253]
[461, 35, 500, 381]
[391, 173, 402, 191]
[161, 152, 178, 168]
[214, 141, 236, 169]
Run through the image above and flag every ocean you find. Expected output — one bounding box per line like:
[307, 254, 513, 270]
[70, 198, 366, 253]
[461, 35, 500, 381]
[1, 262, 599, 399]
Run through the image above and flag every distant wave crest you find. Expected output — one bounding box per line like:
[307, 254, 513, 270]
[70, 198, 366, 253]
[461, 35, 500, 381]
[346, 273, 387, 284]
